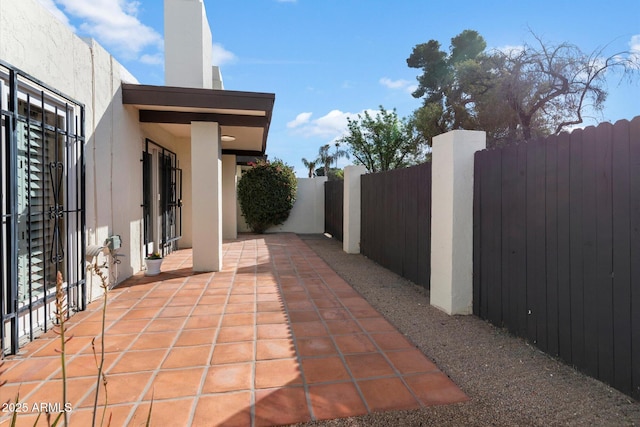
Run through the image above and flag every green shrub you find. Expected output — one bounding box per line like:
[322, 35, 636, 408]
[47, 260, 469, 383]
[237, 159, 297, 233]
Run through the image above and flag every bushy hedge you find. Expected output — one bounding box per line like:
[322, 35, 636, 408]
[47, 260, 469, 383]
[237, 159, 297, 233]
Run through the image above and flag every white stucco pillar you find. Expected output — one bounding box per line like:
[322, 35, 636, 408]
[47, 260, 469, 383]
[191, 122, 222, 271]
[222, 154, 237, 239]
[343, 165, 367, 254]
[430, 130, 485, 315]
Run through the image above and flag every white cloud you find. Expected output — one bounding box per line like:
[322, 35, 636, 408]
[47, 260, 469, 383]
[140, 53, 163, 65]
[36, 0, 74, 29]
[379, 77, 417, 94]
[52, 0, 162, 59]
[212, 43, 237, 66]
[631, 35, 640, 51]
[287, 112, 313, 128]
[288, 109, 376, 138]
[496, 44, 525, 55]
[630, 34, 640, 64]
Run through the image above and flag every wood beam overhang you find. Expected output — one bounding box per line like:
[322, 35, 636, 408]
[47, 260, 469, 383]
[122, 83, 275, 113]
[139, 110, 269, 127]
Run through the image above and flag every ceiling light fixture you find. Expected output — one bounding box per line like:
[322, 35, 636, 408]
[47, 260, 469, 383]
[221, 135, 236, 142]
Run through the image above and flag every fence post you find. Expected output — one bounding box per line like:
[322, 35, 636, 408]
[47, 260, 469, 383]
[343, 165, 367, 254]
[430, 130, 486, 315]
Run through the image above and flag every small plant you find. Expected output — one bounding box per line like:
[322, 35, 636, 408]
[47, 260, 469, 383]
[52, 271, 71, 427]
[86, 263, 111, 427]
[0, 267, 153, 427]
[237, 159, 297, 233]
[145, 252, 162, 260]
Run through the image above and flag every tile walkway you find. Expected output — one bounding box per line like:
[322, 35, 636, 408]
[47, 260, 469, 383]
[0, 234, 467, 426]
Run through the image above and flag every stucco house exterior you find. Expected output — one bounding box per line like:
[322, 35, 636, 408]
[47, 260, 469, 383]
[0, 0, 275, 354]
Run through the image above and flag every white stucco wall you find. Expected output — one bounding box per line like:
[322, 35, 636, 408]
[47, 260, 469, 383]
[222, 155, 238, 239]
[267, 177, 327, 234]
[236, 166, 251, 233]
[0, 0, 171, 300]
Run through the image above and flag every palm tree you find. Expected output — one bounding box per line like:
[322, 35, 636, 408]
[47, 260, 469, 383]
[333, 142, 349, 168]
[301, 157, 317, 178]
[317, 144, 332, 177]
[317, 143, 349, 177]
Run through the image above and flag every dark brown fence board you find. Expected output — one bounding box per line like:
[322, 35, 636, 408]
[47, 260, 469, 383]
[473, 152, 482, 315]
[595, 123, 614, 385]
[515, 144, 529, 338]
[581, 126, 599, 378]
[383, 170, 394, 270]
[556, 131, 572, 363]
[473, 117, 639, 398]
[361, 173, 375, 261]
[404, 168, 419, 284]
[361, 163, 432, 290]
[630, 117, 640, 399]
[488, 150, 504, 325]
[394, 169, 406, 276]
[527, 139, 547, 348]
[612, 119, 632, 394]
[545, 135, 560, 357]
[569, 128, 585, 369]
[417, 163, 431, 288]
[360, 178, 369, 257]
[324, 180, 344, 241]
[478, 150, 493, 318]
[500, 145, 519, 332]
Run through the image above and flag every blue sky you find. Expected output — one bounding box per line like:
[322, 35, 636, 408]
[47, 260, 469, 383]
[38, 0, 640, 176]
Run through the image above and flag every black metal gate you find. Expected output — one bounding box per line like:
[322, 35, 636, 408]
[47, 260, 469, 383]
[1, 61, 85, 355]
[143, 139, 182, 257]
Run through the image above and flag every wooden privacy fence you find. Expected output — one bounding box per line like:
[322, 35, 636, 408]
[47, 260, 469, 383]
[473, 117, 640, 399]
[361, 163, 432, 290]
[324, 180, 344, 241]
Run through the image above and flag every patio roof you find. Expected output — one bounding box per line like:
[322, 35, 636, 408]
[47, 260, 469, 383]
[122, 83, 275, 156]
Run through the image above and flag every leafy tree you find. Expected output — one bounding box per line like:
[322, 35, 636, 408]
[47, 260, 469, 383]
[237, 159, 297, 233]
[337, 106, 429, 173]
[407, 30, 639, 146]
[301, 157, 317, 178]
[315, 166, 344, 181]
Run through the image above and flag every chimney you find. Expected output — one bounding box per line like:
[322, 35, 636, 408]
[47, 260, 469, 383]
[164, 0, 213, 89]
[212, 66, 224, 90]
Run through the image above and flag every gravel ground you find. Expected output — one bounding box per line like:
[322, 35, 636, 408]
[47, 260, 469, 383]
[295, 234, 640, 427]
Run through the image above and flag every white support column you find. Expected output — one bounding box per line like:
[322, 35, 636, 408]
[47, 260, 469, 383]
[430, 130, 486, 315]
[222, 154, 237, 240]
[343, 165, 367, 254]
[191, 122, 222, 271]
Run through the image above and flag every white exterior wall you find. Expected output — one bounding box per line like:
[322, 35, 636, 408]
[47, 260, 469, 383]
[267, 177, 327, 234]
[164, 0, 213, 89]
[236, 166, 251, 233]
[222, 155, 238, 239]
[0, 0, 174, 300]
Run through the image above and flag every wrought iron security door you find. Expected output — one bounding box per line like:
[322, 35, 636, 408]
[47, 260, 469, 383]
[1, 61, 85, 355]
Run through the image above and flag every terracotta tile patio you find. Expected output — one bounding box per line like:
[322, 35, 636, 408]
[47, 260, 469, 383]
[0, 234, 467, 426]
